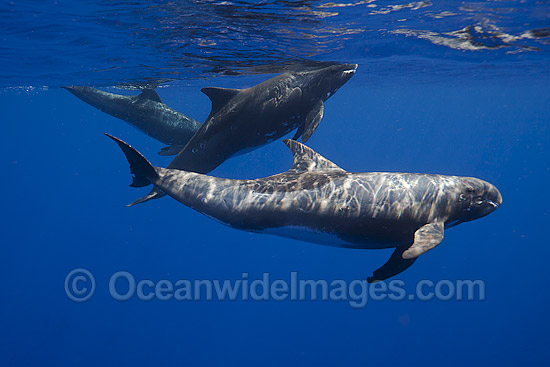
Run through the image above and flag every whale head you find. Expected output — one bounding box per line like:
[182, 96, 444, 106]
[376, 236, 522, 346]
[295, 63, 357, 102]
[446, 177, 502, 227]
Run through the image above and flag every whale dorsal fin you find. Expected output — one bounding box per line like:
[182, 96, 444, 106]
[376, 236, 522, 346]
[283, 139, 344, 173]
[137, 89, 162, 103]
[201, 87, 241, 121]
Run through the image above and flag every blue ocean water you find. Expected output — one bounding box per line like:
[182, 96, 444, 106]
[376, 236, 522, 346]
[1, 1, 550, 366]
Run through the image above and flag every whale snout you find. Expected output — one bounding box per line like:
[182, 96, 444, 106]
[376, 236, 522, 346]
[306, 63, 357, 101]
[454, 178, 502, 224]
[486, 183, 502, 209]
[331, 63, 358, 88]
[488, 195, 502, 209]
[342, 64, 358, 74]
[337, 64, 358, 79]
[495, 188, 503, 206]
[473, 181, 502, 220]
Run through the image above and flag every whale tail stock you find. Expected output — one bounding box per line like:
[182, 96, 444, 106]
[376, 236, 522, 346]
[105, 134, 160, 189]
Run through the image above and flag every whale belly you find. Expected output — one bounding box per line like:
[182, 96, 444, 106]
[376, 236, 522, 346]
[255, 225, 396, 249]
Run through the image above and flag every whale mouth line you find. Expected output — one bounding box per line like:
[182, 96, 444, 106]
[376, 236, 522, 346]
[343, 69, 356, 74]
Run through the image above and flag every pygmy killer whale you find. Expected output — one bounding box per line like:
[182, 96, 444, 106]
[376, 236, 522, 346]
[64, 86, 202, 156]
[131, 63, 358, 206]
[107, 135, 502, 281]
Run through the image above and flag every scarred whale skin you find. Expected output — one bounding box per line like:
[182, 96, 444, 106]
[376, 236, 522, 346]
[65, 86, 201, 155]
[107, 135, 502, 282]
[131, 63, 358, 205]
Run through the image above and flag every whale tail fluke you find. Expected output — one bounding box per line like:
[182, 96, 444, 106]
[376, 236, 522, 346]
[105, 134, 159, 188]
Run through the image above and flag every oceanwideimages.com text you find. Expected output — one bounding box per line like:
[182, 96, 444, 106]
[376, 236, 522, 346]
[65, 269, 486, 308]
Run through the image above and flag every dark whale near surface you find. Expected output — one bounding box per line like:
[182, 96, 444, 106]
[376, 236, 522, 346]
[64, 86, 202, 156]
[107, 134, 502, 282]
[131, 63, 358, 206]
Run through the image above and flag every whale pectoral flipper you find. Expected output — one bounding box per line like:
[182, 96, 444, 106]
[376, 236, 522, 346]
[367, 245, 417, 283]
[292, 123, 305, 141]
[402, 222, 445, 260]
[300, 100, 324, 143]
[158, 145, 185, 156]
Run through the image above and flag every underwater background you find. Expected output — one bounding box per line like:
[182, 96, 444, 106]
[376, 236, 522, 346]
[1, 0, 550, 365]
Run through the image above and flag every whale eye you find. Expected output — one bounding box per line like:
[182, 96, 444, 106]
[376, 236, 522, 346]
[474, 196, 484, 205]
[459, 194, 467, 201]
